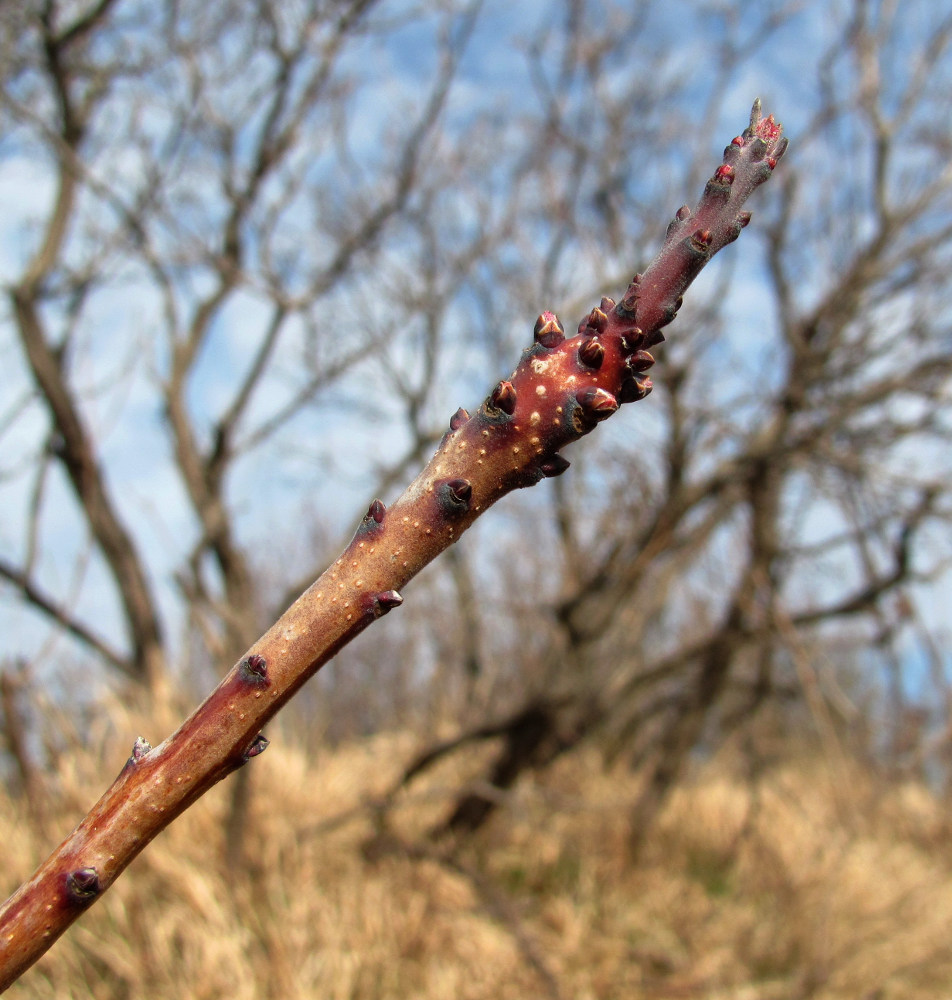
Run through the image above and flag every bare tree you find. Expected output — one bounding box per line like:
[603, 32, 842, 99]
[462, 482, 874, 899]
[0, 0, 486, 693]
[382, 0, 952, 844]
[0, 0, 951, 988]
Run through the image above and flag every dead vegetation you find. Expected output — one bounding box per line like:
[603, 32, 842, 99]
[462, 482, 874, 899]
[5, 695, 952, 1000]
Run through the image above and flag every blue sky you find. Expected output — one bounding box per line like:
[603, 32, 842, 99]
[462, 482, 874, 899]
[0, 0, 949, 713]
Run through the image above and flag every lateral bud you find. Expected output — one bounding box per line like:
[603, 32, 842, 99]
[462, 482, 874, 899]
[242, 734, 269, 761]
[617, 297, 637, 319]
[655, 299, 681, 331]
[439, 477, 473, 514]
[449, 407, 470, 431]
[619, 328, 645, 354]
[539, 455, 571, 478]
[239, 653, 268, 684]
[368, 590, 403, 618]
[618, 376, 653, 403]
[580, 307, 608, 334]
[576, 387, 618, 421]
[488, 380, 517, 416]
[766, 137, 788, 170]
[625, 350, 655, 374]
[129, 736, 152, 764]
[690, 229, 713, 254]
[65, 867, 101, 906]
[366, 499, 386, 524]
[714, 164, 735, 183]
[725, 211, 753, 245]
[534, 312, 564, 348]
[578, 337, 605, 369]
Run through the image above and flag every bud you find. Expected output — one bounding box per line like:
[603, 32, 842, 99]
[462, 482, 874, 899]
[578, 338, 604, 369]
[576, 387, 618, 421]
[489, 380, 517, 415]
[533, 312, 564, 348]
[539, 455, 571, 477]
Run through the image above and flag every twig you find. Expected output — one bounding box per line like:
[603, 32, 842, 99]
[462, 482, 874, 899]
[0, 100, 786, 991]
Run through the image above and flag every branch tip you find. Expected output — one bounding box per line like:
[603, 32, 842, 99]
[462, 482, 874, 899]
[749, 96, 762, 127]
[533, 312, 564, 348]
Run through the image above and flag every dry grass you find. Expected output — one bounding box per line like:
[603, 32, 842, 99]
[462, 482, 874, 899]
[4, 707, 952, 1000]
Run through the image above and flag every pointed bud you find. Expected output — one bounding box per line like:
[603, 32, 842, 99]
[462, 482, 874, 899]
[616, 294, 638, 319]
[489, 380, 517, 415]
[656, 298, 682, 330]
[576, 387, 618, 421]
[439, 478, 473, 515]
[583, 307, 608, 333]
[534, 312, 564, 348]
[447, 479, 471, 505]
[618, 376, 653, 403]
[66, 867, 101, 904]
[539, 455, 571, 477]
[449, 407, 470, 431]
[750, 97, 762, 126]
[370, 590, 403, 618]
[619, 328, 644, 354]
[737, 211, 752, 228]
[240, 653, 268, 684]
[578, 337, 604, 369]
[599, 296, 616, 312]
[625, 350, 655, 373]
[367, 499, 386, 523]
[130, 736, 152, 763]
[243, 734, 269, 761]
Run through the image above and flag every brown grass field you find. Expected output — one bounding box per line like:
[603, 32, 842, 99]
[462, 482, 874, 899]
[4, 700, 952, 1000]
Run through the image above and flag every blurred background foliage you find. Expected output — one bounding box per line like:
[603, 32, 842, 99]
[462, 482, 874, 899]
[1, 0, 951, 995]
